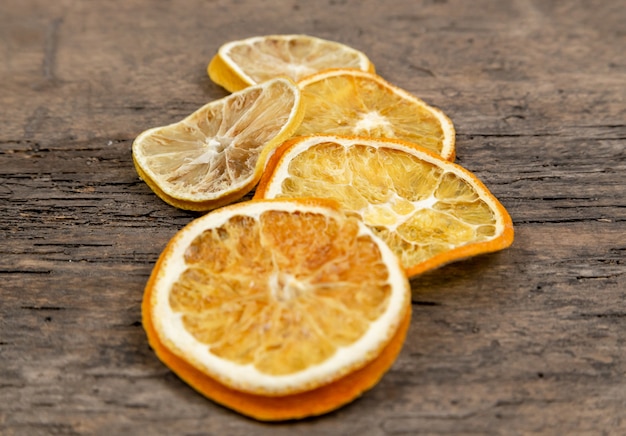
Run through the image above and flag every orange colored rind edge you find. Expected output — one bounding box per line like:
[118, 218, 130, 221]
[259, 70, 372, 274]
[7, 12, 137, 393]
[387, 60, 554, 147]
[142, 234, 412, 421]
[255, 135, 514, 279]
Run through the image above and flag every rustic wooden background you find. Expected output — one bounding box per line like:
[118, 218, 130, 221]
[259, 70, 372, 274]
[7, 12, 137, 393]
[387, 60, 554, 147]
[1, 0, 625, 434]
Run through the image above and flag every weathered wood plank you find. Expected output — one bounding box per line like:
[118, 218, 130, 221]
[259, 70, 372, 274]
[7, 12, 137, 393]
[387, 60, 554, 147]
[1, 0, 625, 434]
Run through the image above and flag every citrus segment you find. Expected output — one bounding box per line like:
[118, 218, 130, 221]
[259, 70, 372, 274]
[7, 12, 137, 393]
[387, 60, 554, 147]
[145, 199, 411, 400]
[132, 78, 304, 211]
[255, 136, 514, 277]
[295, 69, 456, 160]
[208, 34, 374, 92]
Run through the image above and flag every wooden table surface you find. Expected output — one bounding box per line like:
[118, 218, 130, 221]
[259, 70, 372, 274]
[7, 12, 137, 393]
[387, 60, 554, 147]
[2, 1, 625, 434]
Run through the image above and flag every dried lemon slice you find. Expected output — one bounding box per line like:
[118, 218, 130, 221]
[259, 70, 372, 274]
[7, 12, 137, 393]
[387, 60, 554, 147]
[296, 69, 456, 160]
[255, 135, 514, 277]
[143, 198, 411, 420]
[132, 78, 303, 211]
[208, 34, 374, 92]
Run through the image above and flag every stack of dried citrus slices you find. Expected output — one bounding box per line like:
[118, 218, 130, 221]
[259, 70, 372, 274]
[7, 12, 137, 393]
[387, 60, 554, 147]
[132, 34, 514, 421]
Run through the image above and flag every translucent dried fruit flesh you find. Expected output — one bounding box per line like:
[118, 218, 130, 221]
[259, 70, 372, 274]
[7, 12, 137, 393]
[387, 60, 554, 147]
[209, 34, 374, 92]
[132, 78, 303, 211]
[146, 199, 410, 398]
[255, 136, 514, 277]
[296, 70, 456, 160]
[170, 210, 389, 376]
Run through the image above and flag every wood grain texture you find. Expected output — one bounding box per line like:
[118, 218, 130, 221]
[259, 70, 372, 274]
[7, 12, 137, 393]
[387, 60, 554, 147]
[1, 0, 625, 434]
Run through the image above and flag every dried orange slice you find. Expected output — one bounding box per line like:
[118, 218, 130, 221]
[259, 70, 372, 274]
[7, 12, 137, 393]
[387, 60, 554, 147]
[132, 78, 304, 211]
[208, 34, 374, 93]
[143, 198, 411, 420]
[295, 69, 456, 160]
[255, 135, 514, 277]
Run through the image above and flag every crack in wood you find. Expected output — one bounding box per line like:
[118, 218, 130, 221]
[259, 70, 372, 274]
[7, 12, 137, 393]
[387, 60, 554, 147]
[411, 300, 441, 306]
[576, 275, 623, 281]
[458, 132, 626, 140]
[20, 306, 66, 311]
[571, 312, 626, 319]
[515, 218, 626, 224]
[1, 269, 52, 275]
[33, 243, 114, 248]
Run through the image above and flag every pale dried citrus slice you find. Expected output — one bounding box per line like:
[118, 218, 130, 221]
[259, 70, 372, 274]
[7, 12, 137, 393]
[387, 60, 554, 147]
[255, 135, 514, 277]
[132, 78, 304, 211]
[143, 198, 411, 420]
[208, 34, 375, 93]
[295, 69, 456, 160]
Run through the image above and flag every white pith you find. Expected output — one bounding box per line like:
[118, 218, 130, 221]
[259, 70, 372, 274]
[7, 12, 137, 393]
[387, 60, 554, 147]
[354, 111, 395, 137]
